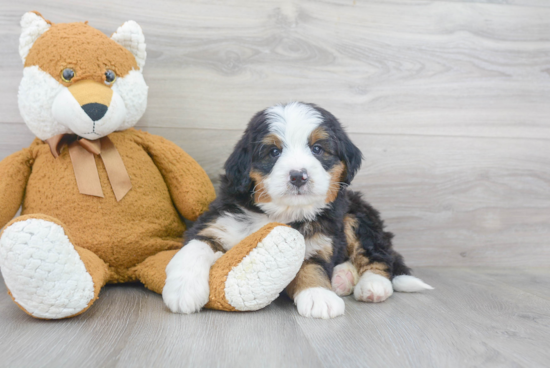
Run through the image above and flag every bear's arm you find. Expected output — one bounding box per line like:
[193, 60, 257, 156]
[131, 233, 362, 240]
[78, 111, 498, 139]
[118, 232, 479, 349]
[0, 149, 33, 229]
[137, 131, 216, 221]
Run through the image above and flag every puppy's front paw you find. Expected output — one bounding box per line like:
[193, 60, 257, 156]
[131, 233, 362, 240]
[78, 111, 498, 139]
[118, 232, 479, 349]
[162, 240, 215, 314]
[163, 272, 210, 314]
[354, 272, 393, 303]
[295, 287, 345, 319]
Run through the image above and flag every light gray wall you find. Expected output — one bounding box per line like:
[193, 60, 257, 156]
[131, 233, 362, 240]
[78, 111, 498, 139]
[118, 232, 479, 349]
[1, 0, 549, 266]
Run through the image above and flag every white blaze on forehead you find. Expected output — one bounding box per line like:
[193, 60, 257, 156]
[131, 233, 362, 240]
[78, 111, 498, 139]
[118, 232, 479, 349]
[265, 102, 323, 148]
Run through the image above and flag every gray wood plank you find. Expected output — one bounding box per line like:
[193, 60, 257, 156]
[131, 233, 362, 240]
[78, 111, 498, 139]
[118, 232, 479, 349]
[0, 274, 321, 368]
[293, 267, 550, 368]
[0, 279, 146, 368]
[440, 0, 550, 8]
[415, 268, 550, 367]
[114, 292, 321, 368]
[1, 0, 550, 139]
[3, 269, 550, 367]
[473, 268, 550, 301]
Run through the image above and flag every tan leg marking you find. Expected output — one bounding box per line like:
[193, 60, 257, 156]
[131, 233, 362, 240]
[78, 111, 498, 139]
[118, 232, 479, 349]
[286, 261, 332, 299]
[344, 215, 390, 279]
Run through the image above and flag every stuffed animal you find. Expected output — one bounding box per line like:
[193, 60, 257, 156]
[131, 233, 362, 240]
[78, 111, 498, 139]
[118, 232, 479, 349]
[0, 12, 305, 319]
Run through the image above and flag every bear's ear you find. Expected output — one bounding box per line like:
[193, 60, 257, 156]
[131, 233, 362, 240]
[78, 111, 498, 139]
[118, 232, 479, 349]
[111, 21, 146, 71]
[19, 11, 51, 64]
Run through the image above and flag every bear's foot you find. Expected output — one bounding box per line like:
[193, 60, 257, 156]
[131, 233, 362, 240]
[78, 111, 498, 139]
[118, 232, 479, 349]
[206, 223, 306, 312]
[0, 217, 95, 319]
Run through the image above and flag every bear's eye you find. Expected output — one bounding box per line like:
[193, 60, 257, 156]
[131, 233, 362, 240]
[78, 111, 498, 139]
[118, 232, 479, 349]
[61, 68, 75, 83]
[105, 70, 116, 85]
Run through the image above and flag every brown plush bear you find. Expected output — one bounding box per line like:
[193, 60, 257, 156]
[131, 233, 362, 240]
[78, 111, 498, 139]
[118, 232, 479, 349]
[0, 12, 305, 319]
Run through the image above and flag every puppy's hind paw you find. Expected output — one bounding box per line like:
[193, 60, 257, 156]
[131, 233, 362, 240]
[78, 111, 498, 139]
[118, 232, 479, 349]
[331, 261, 359, 296]
[354, 272, 393, 303]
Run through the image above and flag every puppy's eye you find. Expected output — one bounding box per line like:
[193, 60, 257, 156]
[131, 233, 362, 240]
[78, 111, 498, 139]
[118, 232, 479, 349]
[61, 68, 75, 83]
[269, 148, 281, 158]
[105, 70, 116, 85]
[311, 145, 324, 155]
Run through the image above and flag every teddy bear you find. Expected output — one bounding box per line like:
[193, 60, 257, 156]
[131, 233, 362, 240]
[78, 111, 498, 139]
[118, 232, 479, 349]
[0, 12, 305, 319]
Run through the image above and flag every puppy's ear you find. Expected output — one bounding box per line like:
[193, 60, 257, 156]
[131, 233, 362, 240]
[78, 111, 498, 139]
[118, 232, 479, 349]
[315, 105, 363, 184]
[339, 132, 363, 184]
[223, 128, 253, 195]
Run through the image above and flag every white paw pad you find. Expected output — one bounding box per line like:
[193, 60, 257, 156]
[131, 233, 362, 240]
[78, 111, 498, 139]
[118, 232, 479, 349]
[224, 226, 305, 311]
[354, 272, 393, 303]
[163, 240, 215, 314]
[295, 287, 345, 319]
[0, 219, 94, 319]
[331, 261, 359, 296]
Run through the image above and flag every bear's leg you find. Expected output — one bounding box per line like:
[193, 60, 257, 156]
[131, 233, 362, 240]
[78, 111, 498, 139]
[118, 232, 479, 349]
[0, 215, 108, 319]
[131, 249, 180, 295]
[162, 223, 306, 314]
[206, 223, 306, 312]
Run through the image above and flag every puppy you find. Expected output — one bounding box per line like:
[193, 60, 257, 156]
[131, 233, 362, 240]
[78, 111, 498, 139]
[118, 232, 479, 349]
[163, 102, 432, 318]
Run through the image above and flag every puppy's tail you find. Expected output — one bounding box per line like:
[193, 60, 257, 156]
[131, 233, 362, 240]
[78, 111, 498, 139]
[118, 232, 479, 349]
[392, 275, 434, 292]
[391, 252, 433, 292]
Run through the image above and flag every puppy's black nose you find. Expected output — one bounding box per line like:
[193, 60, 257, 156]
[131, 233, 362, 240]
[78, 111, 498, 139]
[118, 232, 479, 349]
[81, 103, 108, 121]
[289, 169, 308, 188]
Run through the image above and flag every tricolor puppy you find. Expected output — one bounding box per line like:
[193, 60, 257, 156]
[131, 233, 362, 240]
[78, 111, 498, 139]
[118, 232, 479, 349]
[164, 102, 432, 319]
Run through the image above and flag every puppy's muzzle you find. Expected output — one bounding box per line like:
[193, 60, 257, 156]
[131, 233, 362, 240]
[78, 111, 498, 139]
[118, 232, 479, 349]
[289, 169, 308, 188]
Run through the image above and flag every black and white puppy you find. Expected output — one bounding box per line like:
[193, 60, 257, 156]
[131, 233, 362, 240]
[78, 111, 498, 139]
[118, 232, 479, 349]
[163, 102, 432, 319]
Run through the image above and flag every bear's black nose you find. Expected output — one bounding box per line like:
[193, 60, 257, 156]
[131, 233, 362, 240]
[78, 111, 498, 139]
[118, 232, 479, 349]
[289, 169, 308, 188]
[81, 103, 108, 121]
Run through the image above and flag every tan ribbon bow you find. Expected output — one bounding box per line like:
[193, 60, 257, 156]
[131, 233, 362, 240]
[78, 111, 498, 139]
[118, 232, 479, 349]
[46, 134, 132, 202]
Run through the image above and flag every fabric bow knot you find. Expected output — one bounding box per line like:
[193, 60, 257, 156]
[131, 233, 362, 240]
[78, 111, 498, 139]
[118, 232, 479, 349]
[46, 134, 132, 202]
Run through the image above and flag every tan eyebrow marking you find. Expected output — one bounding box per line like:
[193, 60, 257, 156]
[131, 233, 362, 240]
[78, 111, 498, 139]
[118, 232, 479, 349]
[309, 126, 329, 145]
[261, 133, 282, 149]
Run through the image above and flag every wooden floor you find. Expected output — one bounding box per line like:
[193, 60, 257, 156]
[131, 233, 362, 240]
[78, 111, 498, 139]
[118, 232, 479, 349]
[1, 267, 549, 368]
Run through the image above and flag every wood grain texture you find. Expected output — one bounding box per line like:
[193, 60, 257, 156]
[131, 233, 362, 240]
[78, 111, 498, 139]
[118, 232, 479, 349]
[1, 0, 549, 267]
[1, 0, 550, 138]
[1, 268, 550, 367]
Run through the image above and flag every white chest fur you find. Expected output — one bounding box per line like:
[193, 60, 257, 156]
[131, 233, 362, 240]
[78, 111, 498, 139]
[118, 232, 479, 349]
[199, 209, 271, 251]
